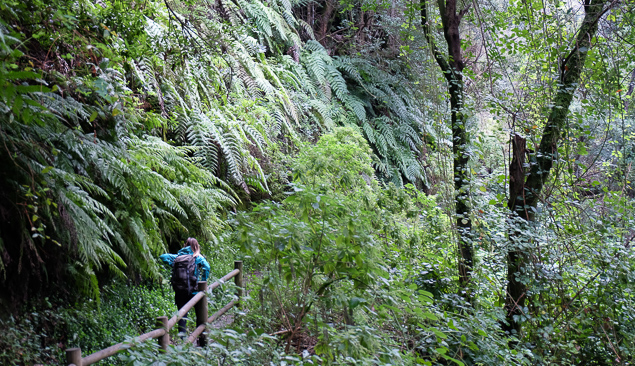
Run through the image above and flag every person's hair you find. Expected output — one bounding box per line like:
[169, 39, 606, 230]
[185, 237, 200, 257]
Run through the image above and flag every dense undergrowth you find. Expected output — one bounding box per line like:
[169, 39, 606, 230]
[0, 0, 634, 365]
[0, 0, 436, 305]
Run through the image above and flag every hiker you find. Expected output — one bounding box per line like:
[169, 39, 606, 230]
[159, 237, 211, 335]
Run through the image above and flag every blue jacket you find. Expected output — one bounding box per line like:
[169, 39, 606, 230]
[160, 246, 210, 292]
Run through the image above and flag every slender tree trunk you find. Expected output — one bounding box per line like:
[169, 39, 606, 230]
[317, 0, 334, 43]
[503, 0, 610, 336]
[624, 68, 635, 112]
[504, 134, 529, 336]
[421, 0, 473, 287]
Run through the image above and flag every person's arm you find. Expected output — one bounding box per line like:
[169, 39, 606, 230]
[197, 256, 211, 281]
[159, 253, 177, 267]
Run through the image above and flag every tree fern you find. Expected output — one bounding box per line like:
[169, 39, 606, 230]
[0, 0, 442, 302]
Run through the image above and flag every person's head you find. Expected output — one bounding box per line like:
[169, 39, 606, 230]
[185, 237, 200, 257]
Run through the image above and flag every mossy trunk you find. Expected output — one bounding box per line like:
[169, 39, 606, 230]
[503, 0, 610, 336]
[421, 0, 473, 287]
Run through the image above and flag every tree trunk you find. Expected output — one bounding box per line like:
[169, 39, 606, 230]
[504, 134, 529, 336]
[317, 0, 334, 44]
[421, 0, 473, 287]
[624, 68, 635, 112]
[503, 0, 610, 336]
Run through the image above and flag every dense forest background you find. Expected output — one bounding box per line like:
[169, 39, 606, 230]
[0, 0, 634, 364]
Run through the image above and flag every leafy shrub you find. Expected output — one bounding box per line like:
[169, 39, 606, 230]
[119, 326, 323, 365]
[63, 281, 176, 364]
[0, 300, 67, 365]
[292, 126, 376, 192]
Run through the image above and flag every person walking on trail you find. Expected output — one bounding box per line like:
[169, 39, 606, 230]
[159, 237, 210, 336]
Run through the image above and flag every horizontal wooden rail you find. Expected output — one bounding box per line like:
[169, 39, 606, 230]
[166, 291, 205, 330]
[186, 299, 238, 344]
[211, 268, 241, 291]
[66, 260, 244, 366]
[82, 328, 165, 365]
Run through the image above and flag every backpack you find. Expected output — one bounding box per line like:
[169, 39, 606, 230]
[171, 255, 198, 293]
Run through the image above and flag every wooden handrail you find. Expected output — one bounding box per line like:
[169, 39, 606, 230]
[186, 299, 238, 344]
[166, 291, 206, 330]
[166, 269, 240, 329]
[66, 260, 244, 366]
[82, 328, 166, 365]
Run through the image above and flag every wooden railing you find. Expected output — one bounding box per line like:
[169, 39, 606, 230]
[65, 261, 244, 366]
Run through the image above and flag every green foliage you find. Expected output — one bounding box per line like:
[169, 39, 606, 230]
[0, 0, 239, 301]
[292, 127, 375, 191]
[0, 0, 442, 303]
[64, 281, 176, 361]
[234, 131, 381, 353]
[0, 281, 176, 365]
[0, 300, 67, 365]
[228, 129, 523, 365]
[1, 0, 635, 365]
[119, 327, 323, 365]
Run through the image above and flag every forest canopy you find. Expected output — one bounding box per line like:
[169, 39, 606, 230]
[0, 0, 634, 364]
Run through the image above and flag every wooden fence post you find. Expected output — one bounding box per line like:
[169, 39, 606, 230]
[234, 261, 243, 309]
[156, 316, 169, 352]
[195, 281, 208, 346]
[66, 347, 82, 366]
